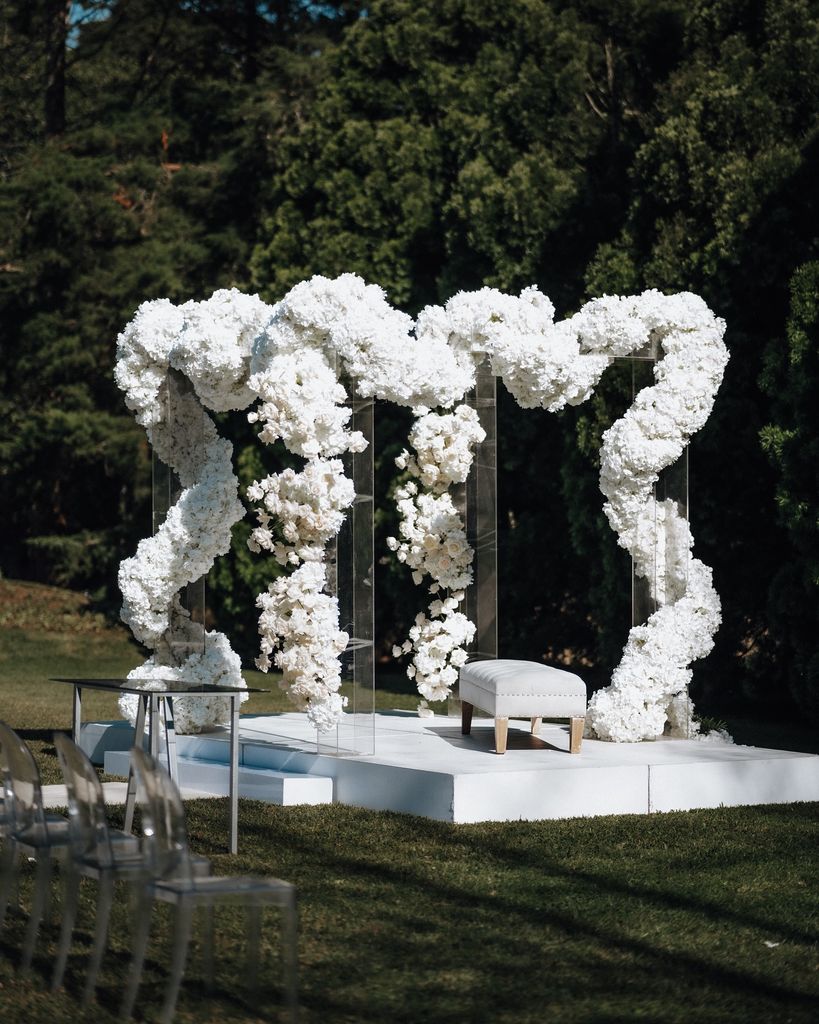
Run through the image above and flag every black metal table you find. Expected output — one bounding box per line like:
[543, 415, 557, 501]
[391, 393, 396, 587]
[51, 677, 265, 854]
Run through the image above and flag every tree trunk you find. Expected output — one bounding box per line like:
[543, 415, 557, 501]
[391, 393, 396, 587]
[243, 0, 259, 82]
[44, 0, 71, 136]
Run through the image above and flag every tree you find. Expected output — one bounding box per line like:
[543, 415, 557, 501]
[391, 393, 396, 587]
[583, 0, 819, 714]
[250, 0, 689, 675]
[761, 262, 819, 720]
[44, 0, 71, 134]
[0, 0, 343, 637]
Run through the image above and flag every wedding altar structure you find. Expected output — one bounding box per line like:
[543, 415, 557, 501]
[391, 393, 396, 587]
[79, 275, 819, 824]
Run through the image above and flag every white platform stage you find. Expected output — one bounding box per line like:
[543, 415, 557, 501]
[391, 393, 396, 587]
[86, 710, 819, 824]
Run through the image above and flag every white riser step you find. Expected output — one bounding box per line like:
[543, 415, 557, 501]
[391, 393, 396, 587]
[104, 749, 333, 806]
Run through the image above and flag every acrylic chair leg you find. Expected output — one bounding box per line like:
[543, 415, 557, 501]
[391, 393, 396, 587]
[0, 840, 18, 934]
[52, 865, 81, 991]
[120, 885, 153, 1021]
[202, 904, 215, 993]
[21, 854, 51, 973]
[82, 872, 115, 1008]
[246, 903, 262, 999]
[159, 900, 194, 1024]
[282, 892, 299, 1024]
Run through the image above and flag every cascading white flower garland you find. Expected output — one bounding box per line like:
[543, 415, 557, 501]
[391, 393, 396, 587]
[387, 406, 485, 700]
[114, 289, 271, 733]
[116, 272, 727, 742]
[244, 274, 473, 729]
[388, 286, 728, 742]
[590, 292, 728, 740]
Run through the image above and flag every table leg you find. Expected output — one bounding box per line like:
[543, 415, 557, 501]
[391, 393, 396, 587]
[72, 686, 82, 745]
[149, 694, 161, 762]
[229, 694, 239, 855]
[164, 697, 179, 785]
[125, 695, 147, 833]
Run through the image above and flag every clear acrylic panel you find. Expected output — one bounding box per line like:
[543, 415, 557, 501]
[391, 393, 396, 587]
[324, 374, 375, 755]
[629, 352, 692, 735]
[152, 368, 206, 664]
[631, 451, 690, 625]
[629, 358, 690, 626]
[451, 360, 498, 715]
[465, 360, 498, 662]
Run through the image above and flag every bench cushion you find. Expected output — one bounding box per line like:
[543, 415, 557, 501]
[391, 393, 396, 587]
[459, 659, 587, 719]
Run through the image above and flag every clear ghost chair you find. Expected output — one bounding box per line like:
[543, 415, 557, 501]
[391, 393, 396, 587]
[124, 746, 298, 1024]
[51, 731, 161, 1005]
[0, 720, 72, 972]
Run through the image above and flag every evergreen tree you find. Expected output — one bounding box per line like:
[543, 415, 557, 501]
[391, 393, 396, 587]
[0, 0, 347, 641]
[584, 0, 819, 713]
[761, 262, 819, 720]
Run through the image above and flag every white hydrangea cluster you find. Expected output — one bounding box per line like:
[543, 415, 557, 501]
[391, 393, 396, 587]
[587, 560, 722, 741]
[117, 408, 244, 648]
[394, 595, 474, 702]
[255, 563, 349, 731]
[598, 292, 729, 548]
[258, 272, 474, 409]
[247, 349, 366, 458]
[396, 405, 485, 492]
[388, 483, 474, 593]
[244, 291, 365, 729]
[247, 459, 355, 566]
[115, 289, 271, 427]
[115, 298, 186, 428]
[172, 289, 272, 412]
[417, 286, 611, 411]
[120, 629, 246, 734]
[632, 499, 692, 607]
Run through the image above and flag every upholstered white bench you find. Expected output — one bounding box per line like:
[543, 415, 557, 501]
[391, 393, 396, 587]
[459, 659, 587, 754]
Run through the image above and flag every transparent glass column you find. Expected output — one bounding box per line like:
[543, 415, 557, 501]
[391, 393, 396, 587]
[451, 359, 498, 714]
[152, 368, 206, 665]
[629, 341, 692, 736]
[464, 360, 498, 662]
[324, 376, 375, 755]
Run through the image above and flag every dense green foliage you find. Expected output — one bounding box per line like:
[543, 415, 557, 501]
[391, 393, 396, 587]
[1, 0, 818, 719]
[760, 262, 819, 720]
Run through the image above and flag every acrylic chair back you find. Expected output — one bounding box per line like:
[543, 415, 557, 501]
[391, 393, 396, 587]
[0, 720, 49, 840]
[0, 732, 9, 836]
[53, 731, 119, 870]
[130, 746, 194, 885]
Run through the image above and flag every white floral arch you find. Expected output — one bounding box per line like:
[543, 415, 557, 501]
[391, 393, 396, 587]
[115, 275, 727, 742]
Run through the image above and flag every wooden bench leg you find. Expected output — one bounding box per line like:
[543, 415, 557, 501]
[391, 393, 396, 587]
[495, 717, 508, 754]
[570, 717, 585, 754]
[530, 716, 542, 736]
[461, 701, 473, 736]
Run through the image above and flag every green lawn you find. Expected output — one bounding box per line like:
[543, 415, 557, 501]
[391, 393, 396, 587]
[1, 582, 818, 1023]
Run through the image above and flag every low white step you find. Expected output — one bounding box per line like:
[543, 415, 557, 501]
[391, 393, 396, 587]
[104, 749, 333, 806]
[41, 780, 214, 809]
